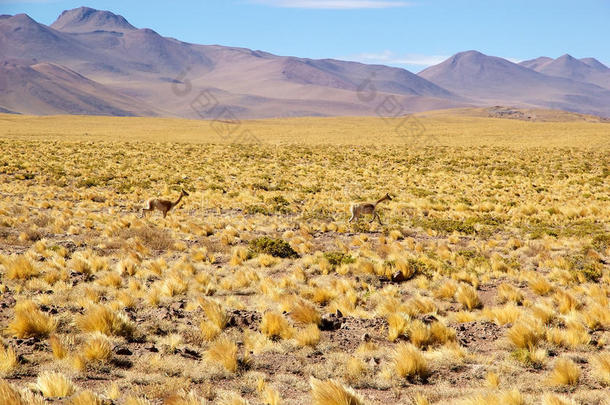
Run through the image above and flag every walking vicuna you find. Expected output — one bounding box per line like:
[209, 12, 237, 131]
[141, 189, 189, 218]
[348, 193, 392, 225]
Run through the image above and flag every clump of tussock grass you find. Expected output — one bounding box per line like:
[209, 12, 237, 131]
[260, 311, 293, 340]
[309, 377, 365, 405]
[547, 358, 581, 386]
[198, 297, 228, 341]
[289, 300, 321, 325]
[456, 389, 525, 405]
[8, 300, 57, 338]
[390, 342, 429, 381]
[82, 332, 112, 362]
[296, 324, 321, 347]
[33, 371, 76, 398]
[455, 283, 482, 310]
[68, 390, 103, 405]
[206, 337, 238, 373]
[507, 318, 544, 350]
[76, 304, 134, 337]
[0, 344, 17, 376]
[0, 380, 45, 405]
[591, 352, 610, 385]
[5, 255, 39, 280]
[48, 335, 67, 359]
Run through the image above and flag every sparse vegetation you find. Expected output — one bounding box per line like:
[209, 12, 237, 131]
[0, 117, 607, 403]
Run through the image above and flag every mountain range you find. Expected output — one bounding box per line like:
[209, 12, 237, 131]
[1, 7, 609, 118]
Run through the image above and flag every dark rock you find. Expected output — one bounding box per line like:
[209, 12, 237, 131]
[114, 347, 132, 356]
[390, 270, 407, 283]
[320, 313, 343, 331]
[421, 315, 438, 324]
[145, 344, 158, 353]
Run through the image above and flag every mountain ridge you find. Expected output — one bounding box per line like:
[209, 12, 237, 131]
[1, 7, 609, 118]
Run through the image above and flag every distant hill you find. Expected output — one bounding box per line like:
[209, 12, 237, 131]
[1, 7, 609, 118]
[419, 51, 610, 117]
[0, 61, 158, 116]
[519, 54, 610, 90]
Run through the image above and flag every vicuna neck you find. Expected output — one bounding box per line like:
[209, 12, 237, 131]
[173, 193, 183, 207]
[375, 195, 389, 205]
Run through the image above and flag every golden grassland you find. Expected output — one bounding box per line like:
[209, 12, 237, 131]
[0, 112, 608, 404]
[1, 111, 610, 147]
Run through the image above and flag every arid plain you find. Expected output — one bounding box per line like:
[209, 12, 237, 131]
[0, 110, 608, 404]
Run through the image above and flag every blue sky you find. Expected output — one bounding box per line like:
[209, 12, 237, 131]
[1, 0, 608, 72]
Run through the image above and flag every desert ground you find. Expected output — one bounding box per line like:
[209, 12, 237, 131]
[0, 110, 608, 404]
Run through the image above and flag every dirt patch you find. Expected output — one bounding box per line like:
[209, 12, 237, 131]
[449, 321, 505, 353]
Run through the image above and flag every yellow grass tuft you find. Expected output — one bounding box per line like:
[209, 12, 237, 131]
[345, 357, 366, 383]
[456, 284, 482, 310]
[289, 300, 321, 325]
[528, 276, 553, 296]
[82, 333, 112, 362]
[391, 342, 429, 380]
[198, 297, 228, 330]
[49, 335, 67, 359]
[296, 324, 321, 347]
[541, 393, 577, 405]
[76, 304, 133, 337]
[68, 390, 102, 405]
[433, 279, 458, 300]
[496, 284, 523, 304]
[6, 255, 39, 280]
[591, 352, 610, 385]
[0, 344, 17, 376]
[387, 312, 408, 342]
[457, 389, 525, 405]
[0, 380, 45, 405]
[8, 300, 57, 338]
[218, 393, 250, 405]
[206, 337, 238, 373]
[309, 377, 364, 405]
[261, 385, 281, 405]
[507, 319, 543, 349]
[486, 371, 500, 388]
[125, 396, 152, 405]
[34, 371, 76, 398]
[413, 393, 430, 405]
[547, 358, 580, 386]
[260, 312, 293, 340]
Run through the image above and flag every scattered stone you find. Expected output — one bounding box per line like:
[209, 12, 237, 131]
[145, 344, 158, 353]
[320, 313, 343, 331]
[390, 270, 407, 283]
[114, 347, 132, 356]
[421, 314, 438, 324]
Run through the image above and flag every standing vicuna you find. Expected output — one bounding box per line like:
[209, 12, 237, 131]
[348, 193, 392, 225]
[141, 189, 189, 218]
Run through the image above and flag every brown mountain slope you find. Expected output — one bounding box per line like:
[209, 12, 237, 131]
[0, 8, 468, 118]
[1, 8, 609, 118]
[0, 61, 159, 116]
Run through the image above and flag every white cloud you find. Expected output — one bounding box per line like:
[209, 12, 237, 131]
[344, 50, 448, 66]
[250, 0, 412, 9]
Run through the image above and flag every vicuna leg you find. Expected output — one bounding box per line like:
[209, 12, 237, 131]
[348, 206, 355, 223]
